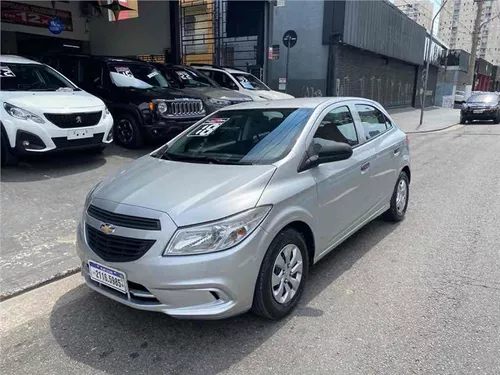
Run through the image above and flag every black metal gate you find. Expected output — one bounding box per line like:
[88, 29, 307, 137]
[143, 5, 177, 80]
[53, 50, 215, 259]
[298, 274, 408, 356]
[179, 0, 264, 73]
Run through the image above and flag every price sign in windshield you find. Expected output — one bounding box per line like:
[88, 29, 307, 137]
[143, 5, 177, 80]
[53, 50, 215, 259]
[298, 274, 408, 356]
[188, 118, 229, 137]
[115, 67, 134, 78]
[0, 66, 16, 77]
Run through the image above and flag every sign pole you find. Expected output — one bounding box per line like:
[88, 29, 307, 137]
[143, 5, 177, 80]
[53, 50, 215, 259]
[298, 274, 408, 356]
[285, 40, 290, 94]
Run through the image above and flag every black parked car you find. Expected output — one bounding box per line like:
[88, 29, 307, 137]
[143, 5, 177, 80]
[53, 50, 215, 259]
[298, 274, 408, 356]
[460, 93, 500, 124]
[152, 63, 252, 113]
[44, 55, 207, 148]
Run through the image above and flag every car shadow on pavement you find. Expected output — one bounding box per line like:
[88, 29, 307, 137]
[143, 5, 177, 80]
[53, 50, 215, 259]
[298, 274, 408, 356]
[49, 218, 399, 375]
[0, 144, 153, 183]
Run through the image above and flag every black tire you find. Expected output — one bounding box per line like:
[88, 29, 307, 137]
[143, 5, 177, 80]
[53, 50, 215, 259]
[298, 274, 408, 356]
[252, 228, 309, 320]
[460, 116, 466, 124]
[114, 114, 143, 149]
[1, 128, 17, 167]
[494, 115, 500, 124]
[383, 171, 410, 222]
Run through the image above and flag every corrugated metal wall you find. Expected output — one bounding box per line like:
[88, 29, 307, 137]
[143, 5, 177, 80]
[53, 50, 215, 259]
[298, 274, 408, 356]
[343, 1, 425, 66]
[335, 45, 416, 108]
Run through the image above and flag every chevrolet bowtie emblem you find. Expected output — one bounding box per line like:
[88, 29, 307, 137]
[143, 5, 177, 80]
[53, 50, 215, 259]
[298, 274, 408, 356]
[100, 223, 116, 234]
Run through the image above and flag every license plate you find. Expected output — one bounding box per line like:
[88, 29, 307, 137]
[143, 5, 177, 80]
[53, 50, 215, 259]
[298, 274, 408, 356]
[68, 129, 92, 140]
[88, 260, 128, 294]
[473, 110, 484, 114]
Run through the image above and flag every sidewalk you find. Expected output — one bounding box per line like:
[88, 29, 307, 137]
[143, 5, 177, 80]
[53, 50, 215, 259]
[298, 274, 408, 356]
[388, 107, 461, 133]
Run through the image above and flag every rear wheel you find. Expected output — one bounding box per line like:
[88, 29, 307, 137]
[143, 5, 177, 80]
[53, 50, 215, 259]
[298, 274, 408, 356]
[114, 114, 143, 149]
[1, 128, 17, 167]
[252, 228, 309, 320]
[383, 171, 409, 222]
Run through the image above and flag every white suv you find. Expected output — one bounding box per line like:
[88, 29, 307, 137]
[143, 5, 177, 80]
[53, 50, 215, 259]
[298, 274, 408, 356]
[1, 55, 114, 166]
[192, 65, 294, 101]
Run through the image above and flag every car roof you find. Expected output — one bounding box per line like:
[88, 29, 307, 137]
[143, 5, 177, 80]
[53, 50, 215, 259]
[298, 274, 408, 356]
[48, 54, 151, 65]
[191, 65, 248, 74]
[0, 55, 41, 64]
[219, 97, 375, 111]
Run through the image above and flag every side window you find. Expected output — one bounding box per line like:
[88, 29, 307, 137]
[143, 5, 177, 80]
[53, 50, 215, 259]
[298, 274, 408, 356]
[212, 71, 237, 90]
[355, 104, 391, 140]
[80, 60, 103, 88]
[313, 106, 358, 146]
[58, 57, 79, 83]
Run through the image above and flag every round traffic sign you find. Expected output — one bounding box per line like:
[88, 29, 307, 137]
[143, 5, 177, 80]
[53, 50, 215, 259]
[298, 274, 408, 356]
[283, 30, 297, 48]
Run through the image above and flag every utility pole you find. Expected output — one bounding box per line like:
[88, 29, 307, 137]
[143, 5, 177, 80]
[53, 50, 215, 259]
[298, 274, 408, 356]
[419, 0, 448, 127]
[465, 0, 484, 100]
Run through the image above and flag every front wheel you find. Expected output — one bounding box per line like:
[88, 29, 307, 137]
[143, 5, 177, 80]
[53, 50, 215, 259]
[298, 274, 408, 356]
[383, 171, 409, 222]
[114, 114, 143, 149]
[460, 116, 467, 124]
[252, 228, 309, 320]
[494, 115, 500, 124]
[1, 129, 17, 167]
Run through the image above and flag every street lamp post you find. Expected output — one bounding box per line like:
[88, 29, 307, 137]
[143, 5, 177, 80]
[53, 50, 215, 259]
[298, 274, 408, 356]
[419, 0, 449, 127]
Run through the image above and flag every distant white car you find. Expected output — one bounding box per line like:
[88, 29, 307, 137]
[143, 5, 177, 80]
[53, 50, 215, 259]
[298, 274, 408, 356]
[192, 64, 294, 101]
[0, 55, 114, 166]
[455, 90, 465, 103]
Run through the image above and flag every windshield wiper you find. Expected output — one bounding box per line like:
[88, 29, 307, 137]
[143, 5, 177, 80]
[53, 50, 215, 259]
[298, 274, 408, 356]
[163, 152, 251, 165]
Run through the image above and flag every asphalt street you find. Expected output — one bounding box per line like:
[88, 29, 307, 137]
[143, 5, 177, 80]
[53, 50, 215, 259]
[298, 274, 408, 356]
[0, 145, 155, 297]
[1, 121, 499, 375]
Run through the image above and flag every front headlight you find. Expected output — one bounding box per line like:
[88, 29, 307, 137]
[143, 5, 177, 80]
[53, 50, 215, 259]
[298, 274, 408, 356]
[461, 103, 468, 110]
[164, 205, 272, 256]
[157, 101, 168, 114]
[3, 103, 45, 124]
[209, 98, 231, 107]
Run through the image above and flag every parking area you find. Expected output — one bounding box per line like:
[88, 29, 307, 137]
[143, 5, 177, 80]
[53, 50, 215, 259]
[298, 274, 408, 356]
[0, 144, 155, 297]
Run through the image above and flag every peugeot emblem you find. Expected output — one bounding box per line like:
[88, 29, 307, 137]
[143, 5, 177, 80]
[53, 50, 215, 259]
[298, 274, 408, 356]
[76, 116, 82, 124]
[100, 223, 116, 234]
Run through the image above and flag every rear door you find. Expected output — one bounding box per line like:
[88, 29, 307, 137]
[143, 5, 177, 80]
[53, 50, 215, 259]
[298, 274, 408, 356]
[354, 103, 402, 207]
[308, 104, 375, 251]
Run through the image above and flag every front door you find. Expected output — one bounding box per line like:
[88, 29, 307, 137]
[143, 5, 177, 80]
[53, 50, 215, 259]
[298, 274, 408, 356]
[309, 104, 375, 252]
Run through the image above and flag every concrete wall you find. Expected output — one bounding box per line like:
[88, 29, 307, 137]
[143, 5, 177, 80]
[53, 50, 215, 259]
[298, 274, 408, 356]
[88, 0, 170, 56]
[269, 0, 328, 97]
[1, 1, 89, 41]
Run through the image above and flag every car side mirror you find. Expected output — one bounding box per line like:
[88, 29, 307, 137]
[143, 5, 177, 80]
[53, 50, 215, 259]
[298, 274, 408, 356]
[298, 141, 353, 172]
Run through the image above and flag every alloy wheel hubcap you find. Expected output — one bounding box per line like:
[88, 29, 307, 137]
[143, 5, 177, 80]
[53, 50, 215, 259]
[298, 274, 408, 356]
[272, 244, 303, 304]
[117, 120, 134, 144]
[396, 179, 407, 214]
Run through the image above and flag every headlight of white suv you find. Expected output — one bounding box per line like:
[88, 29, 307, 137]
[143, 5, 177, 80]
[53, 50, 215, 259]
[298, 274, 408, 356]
[164, 205, 272, 256]
[3, 103, 45, 124]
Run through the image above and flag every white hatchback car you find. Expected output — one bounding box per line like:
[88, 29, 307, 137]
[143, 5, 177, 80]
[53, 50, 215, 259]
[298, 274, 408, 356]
[1, 55, 113, 166]
[192, 64, 294, 101]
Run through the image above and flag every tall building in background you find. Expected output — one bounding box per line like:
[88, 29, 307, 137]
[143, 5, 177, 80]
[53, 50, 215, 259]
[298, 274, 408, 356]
[394, 0, 434, 31]
[438, 0, 500, 65]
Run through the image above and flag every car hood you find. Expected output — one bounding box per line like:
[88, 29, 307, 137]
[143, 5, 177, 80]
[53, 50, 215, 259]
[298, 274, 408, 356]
[252, 90, 294, 100]
[465, 102, 497, 108]
[180, 86, 251, 101]
[1, 90, 104, 111]
[118, 86, 203, 101]
[93, 156, 276, 227]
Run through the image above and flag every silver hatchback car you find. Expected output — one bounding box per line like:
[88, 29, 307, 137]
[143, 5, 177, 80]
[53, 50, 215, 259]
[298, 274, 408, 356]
[77, 98, 410, 320]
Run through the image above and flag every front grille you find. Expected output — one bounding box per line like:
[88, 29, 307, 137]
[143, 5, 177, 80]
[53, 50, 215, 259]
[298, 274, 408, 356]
[86, 224, 156, 262]
[45, 111, 102, 128]
[52, 133, 104, 149]
[166, 99, 205, 117]
[87, 205, 161, 231]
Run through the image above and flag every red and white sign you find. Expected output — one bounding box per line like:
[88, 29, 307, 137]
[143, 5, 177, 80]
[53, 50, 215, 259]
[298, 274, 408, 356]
[1, 1, 73, 31]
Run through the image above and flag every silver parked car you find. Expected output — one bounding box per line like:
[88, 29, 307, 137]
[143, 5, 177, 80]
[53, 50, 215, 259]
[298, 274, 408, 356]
[77, 98, 410, 320]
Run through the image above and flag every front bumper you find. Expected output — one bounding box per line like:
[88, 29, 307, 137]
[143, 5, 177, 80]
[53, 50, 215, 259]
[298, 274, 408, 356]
[2, 114, 113, 153]
[76, 199, 273, 319]
[143, 115, 204, 138]
[461, 108, 499, 120]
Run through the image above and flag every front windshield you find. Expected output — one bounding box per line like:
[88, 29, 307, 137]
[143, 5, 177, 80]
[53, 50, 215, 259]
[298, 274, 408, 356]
[109, 63, 169, 89]
[159, 108, 313, 165]
[170, 68, 214, 88]
[467, 94, 499, 104]
[232, 73, 269, 91]
[0, 63, 78, 91]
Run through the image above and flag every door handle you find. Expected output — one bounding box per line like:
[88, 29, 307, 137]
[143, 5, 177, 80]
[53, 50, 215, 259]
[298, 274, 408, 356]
[393, 147, 400, 156]
[360, 162, 370, 172]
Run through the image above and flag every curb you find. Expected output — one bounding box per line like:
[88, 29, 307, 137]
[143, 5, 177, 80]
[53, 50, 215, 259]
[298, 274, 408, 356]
[0, 266, 81, 302]
[406, 122, 460, 134]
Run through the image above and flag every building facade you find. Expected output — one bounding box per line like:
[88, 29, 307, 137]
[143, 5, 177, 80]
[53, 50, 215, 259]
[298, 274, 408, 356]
[394, 0, 434, 31]
[438, 0, 500, 66]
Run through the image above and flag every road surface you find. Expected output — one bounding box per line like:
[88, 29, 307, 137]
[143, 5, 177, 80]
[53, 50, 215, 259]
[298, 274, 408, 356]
[1, 122, 499, 375]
